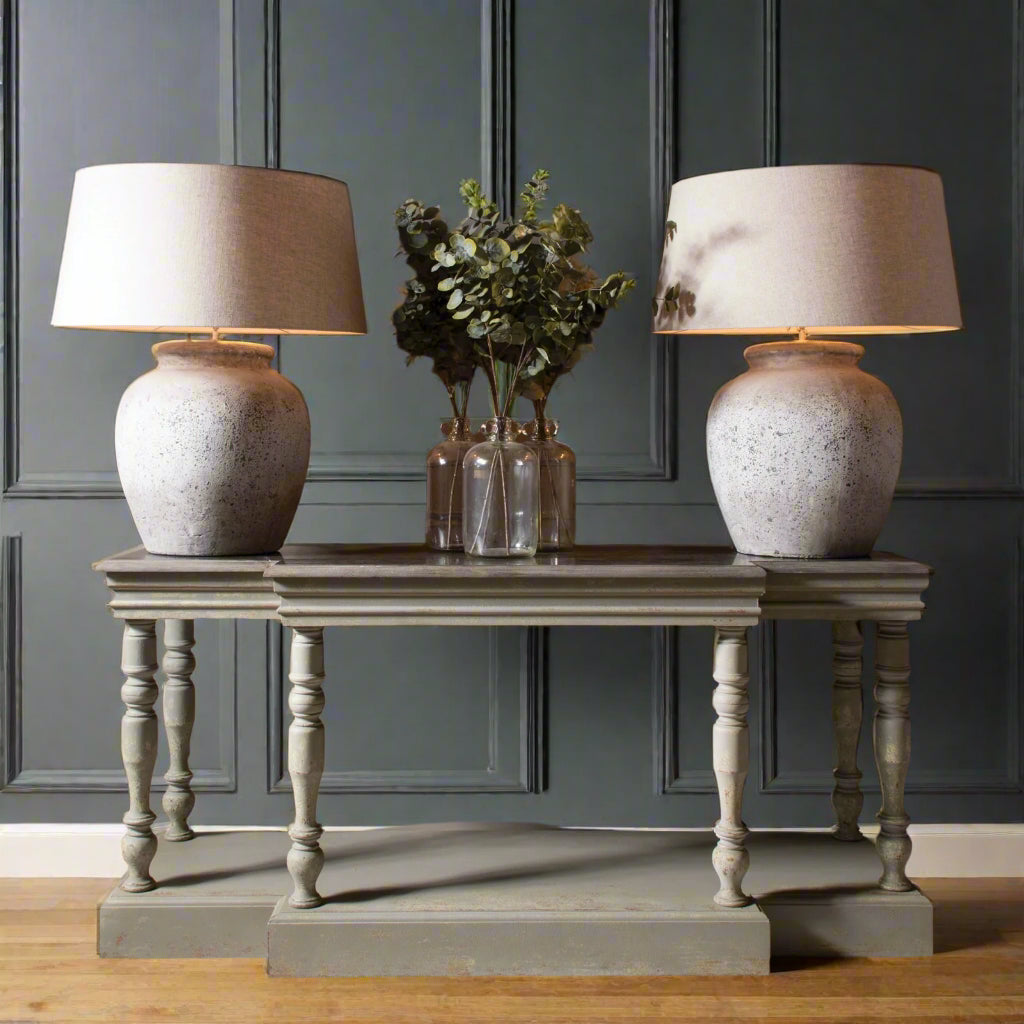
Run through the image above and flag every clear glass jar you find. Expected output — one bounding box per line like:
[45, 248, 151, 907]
[425, 417, 477, 551]
[523, 417, 576, 551]
[463, 417, 539, 557]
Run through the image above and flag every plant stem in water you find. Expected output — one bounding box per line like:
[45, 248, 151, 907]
[444, 448, 460, 550]
[497, 445, 510, 555]
[541, 453, 564, 547]
[469, 456, 499, 554]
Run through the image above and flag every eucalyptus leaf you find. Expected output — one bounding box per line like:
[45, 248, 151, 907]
[484, 237, 511, 260]
[450, 233, 477, 258]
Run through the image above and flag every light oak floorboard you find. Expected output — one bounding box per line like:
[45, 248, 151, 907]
[0, 877, 1020, 1023]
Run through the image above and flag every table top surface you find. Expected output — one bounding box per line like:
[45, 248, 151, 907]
[93, 543, 932, 578]
[93, 545, 932, 624]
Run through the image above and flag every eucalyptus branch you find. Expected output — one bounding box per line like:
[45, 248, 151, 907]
[456, 380, 471, 419]
[395, 171, 636, 420]
[445, 383, 460, 421]
[484, 339, 501, 415]
[506, 341, 535, 418]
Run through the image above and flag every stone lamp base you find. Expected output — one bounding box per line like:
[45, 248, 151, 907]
[115, 339, 310, 556]
[706, 340, 902, 559]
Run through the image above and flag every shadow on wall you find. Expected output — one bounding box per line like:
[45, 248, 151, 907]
[652, 221, 754, 331]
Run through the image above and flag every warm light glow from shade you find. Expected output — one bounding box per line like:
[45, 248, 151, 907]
[659, 325, 962, 335]
[58, 325, 367, 335]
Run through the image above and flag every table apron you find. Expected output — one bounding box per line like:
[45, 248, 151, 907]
[101, 578, 928, 623]
[759, 575, 928, 621]
[274, 613, 762, 627]
[107, 594, 279, 619]
[762, 597, 926, 620]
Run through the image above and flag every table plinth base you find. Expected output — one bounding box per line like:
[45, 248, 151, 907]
[97, 825, 932, 971]
[98, 828, 286, 958]
[268, 897, 767, 976]
[748, 833, 933, 959]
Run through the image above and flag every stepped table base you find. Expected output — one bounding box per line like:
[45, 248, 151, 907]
[97, 825, 931, 972]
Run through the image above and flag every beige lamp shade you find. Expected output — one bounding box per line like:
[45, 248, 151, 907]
[51, 162, 367, 335]
[652, 163, 961, 335]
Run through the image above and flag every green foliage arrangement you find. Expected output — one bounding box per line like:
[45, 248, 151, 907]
[393, 200, 477, 420]
[393, 170, 636, 421]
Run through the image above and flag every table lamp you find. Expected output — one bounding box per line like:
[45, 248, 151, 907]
[653, 163, 961, 558]
[51, 163, 366, 556]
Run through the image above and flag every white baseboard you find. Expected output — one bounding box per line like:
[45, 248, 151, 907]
[0, 823, 1020, 879]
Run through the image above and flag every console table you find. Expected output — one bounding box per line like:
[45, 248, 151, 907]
[93, 544, 932, 974]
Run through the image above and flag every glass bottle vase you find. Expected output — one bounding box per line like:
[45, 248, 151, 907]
[462, 417, 539, 557]
[524, 417, 576, 551]
[425, 417, 477, 551]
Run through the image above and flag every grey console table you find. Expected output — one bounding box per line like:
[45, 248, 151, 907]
[93, 544, 932, 974]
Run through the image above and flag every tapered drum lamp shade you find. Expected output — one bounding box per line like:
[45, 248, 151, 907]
[653, 164, 961, 557]
[52, 163, 367, 556]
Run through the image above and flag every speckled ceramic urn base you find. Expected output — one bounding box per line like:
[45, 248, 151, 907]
[706, 340, 902, 558]
[115, 340, 310, 556]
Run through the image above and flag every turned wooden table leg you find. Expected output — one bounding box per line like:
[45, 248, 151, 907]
[287, 626, 326, 909]
[120, 619, 159, 892]
[162, 619, 196, 842]
[832, 620, 865, 841]
[712, 626, 753, 908]
[874, 620, 914, 891]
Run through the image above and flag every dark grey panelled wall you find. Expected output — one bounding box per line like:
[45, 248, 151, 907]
[0, 0, 1021, 827]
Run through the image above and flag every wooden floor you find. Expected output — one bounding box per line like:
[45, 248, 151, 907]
[0, 878, 1020, 1023]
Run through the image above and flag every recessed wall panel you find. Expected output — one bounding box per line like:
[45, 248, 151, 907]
[277, 0, 482, 477]
[16, 0, 222, 486]
[779, 0, 1015, 487]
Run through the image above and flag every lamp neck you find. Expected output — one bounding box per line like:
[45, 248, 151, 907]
[152, 338, 275, 369]
[185, 327, 222, 344]
[743, 339, 865, 369]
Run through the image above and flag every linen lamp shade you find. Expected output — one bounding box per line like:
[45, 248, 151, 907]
[652, 163, 960, 336]
[51, 162, 367, 335]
